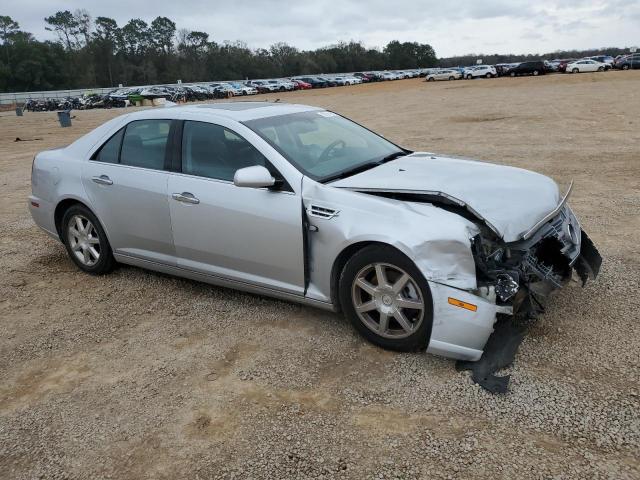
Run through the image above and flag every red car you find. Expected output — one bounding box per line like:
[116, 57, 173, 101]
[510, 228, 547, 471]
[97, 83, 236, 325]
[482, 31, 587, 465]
[291, 79, 312, 90]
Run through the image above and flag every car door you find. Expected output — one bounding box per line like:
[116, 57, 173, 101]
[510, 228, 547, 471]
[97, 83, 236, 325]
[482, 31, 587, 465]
[167, 120, 305, 295]
[82, 119, 176, 265]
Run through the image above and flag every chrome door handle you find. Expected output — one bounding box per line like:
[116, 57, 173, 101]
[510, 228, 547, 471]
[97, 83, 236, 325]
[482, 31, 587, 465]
[92, 175, 113, 186]
[172, 192, 200, 204]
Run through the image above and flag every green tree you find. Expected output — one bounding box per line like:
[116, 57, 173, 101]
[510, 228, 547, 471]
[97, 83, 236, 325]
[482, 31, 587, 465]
[44, 10, 79, 50]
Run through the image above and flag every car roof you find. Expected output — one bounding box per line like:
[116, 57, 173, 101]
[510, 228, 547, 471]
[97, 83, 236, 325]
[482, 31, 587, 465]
[122, 102, 323, 123]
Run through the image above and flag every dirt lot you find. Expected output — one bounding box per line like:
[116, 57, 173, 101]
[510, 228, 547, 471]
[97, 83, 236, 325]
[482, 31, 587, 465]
[1, 72, 639, 479]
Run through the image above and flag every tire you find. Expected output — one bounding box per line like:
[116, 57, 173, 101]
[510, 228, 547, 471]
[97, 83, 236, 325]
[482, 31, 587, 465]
[339, 245, 433, 352]
[61, 204, 115, 275]
[242, 91, 248, 96]
[572, 68, 579, 74]
[533, 70, 539, 76]
[622, 64, 629, 70]
[597, 67, 604, 72]
[485, 73, 491, 78]
[427, 77, 435, 82]
[448, 76, 454, 81]
[466, 74, 472, 79]
[510, 72, 516, 77]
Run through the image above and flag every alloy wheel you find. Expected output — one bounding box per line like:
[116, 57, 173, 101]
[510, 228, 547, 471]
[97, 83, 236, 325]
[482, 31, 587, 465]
[351, 263, 425, 339]
[67, 214, 101, 266]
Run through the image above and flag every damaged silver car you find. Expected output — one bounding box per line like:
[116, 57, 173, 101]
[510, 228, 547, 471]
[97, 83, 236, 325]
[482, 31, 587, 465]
[29, 102, 601, 361]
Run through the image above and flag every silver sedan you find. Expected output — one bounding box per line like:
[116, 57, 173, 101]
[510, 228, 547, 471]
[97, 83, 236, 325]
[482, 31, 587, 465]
[29, 102, 601, 360]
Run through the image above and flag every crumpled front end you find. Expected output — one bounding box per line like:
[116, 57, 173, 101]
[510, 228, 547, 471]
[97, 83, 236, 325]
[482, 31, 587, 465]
[471, 205, 602, 318]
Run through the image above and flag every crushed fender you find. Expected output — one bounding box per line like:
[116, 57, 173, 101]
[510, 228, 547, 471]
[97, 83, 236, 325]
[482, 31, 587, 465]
[456, 315, 528, 394]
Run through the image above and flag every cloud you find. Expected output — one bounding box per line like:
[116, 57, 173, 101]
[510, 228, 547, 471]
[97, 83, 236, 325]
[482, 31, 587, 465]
[4, 0, 637, 56]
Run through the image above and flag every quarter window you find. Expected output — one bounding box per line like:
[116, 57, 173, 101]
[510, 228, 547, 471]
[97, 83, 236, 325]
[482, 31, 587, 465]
[93, 128, 124, 163]
[181, 121, 268, 181]
[120, 120, 171, 170]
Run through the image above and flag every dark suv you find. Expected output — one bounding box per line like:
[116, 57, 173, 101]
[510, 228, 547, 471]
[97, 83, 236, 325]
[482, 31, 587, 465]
[615, 54, 640, 70]
[508, 61, 546, 76]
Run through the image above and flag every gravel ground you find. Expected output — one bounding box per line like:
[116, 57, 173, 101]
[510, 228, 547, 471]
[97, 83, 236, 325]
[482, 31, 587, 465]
[1, 71, 639, 479]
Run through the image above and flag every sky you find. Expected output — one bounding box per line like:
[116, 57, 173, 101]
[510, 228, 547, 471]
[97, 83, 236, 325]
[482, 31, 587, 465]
[4, 0, 640, 57]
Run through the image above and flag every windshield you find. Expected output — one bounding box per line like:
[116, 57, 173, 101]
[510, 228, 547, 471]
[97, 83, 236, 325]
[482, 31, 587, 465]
[244, 111, 405, 182]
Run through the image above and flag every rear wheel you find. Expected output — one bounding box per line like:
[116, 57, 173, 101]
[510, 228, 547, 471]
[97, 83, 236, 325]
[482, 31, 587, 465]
[622, 64, 630, 70]
[533, 70, 539, 76]
[61, 204, 115, 275]
[448, 76, 454, 81]
[485, 73, 491, 78]
[510, 71, 516, 77]
[427, 77, 435, 82]
[339, 245, 433, 352]
[466, 74, 472, 79]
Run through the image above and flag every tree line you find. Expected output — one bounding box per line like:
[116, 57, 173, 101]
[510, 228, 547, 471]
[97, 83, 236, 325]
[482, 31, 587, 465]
[0, 10, 437, 93]
[0, 10, 631, 93]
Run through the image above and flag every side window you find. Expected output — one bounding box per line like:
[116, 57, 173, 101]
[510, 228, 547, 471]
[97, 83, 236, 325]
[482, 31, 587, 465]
[120, 119, 171, 170]
[181, 121, 267, 181]
[93, 128, 124, 163]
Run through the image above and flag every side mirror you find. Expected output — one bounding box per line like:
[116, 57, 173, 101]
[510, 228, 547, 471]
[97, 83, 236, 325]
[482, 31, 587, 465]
[233, 165, 276, 189]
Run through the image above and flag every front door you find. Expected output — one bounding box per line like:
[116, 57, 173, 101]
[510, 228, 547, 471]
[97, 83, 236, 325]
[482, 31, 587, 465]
[168, 120, 305, 295]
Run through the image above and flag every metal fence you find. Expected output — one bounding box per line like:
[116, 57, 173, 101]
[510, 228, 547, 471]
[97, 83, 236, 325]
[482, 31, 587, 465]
[0, 79, 252, 105]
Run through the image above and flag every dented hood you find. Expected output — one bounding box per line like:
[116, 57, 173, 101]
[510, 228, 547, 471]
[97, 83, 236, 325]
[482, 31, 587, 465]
[331, 153, 561, 242]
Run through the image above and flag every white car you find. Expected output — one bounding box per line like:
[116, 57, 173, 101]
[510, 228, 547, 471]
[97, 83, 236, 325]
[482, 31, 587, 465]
[565, 59, 608, 73]
[463, 65, 497, 79]
[230, 83, 258, 96]
[426, 70, 462, 81]
[343, 75, 362, 85]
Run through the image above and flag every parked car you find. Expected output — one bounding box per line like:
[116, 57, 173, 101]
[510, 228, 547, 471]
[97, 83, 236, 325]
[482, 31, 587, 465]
[291, 79, 312, 90]
[246, 80, 280, 93]
[614, 54, 640, 70]
[28, 102, 600, 360]
[565, 59, 608, 73]
[267, 79, 295, 91]
[425, 69, 462, 81]
[588, 55, 614, 66]
[293, 77, 329, 88]
[555, 59, 577, 73]
[230, 83, 258, 96]
[463, 65, 497, 79]
[353, 72, 373, 82]
[507, 61, 546, 76]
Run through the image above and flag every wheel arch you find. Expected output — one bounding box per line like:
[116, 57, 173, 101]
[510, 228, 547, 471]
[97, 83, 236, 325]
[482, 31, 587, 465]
[330, 240, 419, 312]
[54, 197, 108, 243]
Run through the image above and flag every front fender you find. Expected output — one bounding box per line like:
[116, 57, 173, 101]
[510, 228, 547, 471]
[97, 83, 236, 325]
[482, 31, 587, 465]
[302, 179, 479, 304]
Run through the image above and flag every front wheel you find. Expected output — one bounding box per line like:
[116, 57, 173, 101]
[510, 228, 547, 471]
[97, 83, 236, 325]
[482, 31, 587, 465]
[510, 72, 516, 77]
[339, 245, 433, 352]
[533, 70, 539, 76]
[466, 74, 472, 79]
[597, 66, 604, 72]
[486, 73, 491, 78]
[448, 76, 454, 81]
[622, 64, 630, 70]
[62, 204, 115, 274]
[572, 68, 579, 73]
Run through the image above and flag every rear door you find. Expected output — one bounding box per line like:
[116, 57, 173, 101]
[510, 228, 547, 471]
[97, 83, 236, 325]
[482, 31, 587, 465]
[167, 120, 305, 295]
[82, 119, 176, 265]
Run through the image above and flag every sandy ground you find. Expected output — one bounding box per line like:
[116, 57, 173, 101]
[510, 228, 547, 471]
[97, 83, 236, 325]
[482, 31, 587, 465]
[1, 72, 639, 479]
